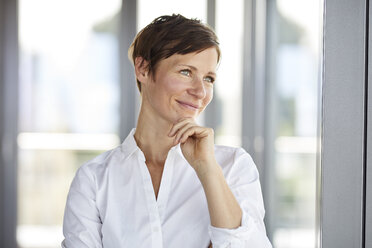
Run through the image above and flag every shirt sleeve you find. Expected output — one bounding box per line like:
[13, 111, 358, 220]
[62, 164, 103, 248]
[208, 148, 272, 248]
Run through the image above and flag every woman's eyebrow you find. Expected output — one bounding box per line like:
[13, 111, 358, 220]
[177, 64, 216, 76]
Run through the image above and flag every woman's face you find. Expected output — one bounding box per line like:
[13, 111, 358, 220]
[141, 47, 218, 124]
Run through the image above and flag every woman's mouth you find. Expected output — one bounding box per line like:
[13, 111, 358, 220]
[176, 100, 200, 111]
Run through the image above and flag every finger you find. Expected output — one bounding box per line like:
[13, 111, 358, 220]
[174, 122, 196, 144]
[180, 127, 214, 143]
[169, 118, 194, 136]
[169, 120, 191, 140]
[179, 126, 209, 144]
[168, 118, 194, 137]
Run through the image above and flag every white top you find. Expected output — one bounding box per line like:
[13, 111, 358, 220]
[62, 129, 272, 248]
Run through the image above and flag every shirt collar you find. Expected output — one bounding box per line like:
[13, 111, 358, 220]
[120, 128, 183, 161]
[120, 128, 140, 160]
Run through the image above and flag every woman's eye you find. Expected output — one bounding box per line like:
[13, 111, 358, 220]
[204, 76, 215, 83]
[180, 69, 191, 76]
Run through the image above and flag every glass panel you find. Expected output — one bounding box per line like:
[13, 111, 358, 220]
[214, 0, 244, 147]
[17, 1, 122, 247]
[267, 0, 322, 247]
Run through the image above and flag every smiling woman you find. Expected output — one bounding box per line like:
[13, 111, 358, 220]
[136, 49, 217, 122]
[62, 14, 272, 248]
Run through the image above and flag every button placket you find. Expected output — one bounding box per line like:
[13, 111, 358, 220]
[156, 148, 175, 222]
[138, 154, 164, 248]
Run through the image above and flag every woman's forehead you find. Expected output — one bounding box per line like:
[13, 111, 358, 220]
[167, 49, 218, 67]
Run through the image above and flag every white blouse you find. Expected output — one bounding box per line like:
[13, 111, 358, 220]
[62, 129, 272, 248]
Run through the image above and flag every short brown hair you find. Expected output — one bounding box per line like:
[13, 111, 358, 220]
[128, 14, 221, 92]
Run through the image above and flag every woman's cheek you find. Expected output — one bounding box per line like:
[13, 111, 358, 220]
[205, 87, 213, 102]
[168, 77, 190, 91]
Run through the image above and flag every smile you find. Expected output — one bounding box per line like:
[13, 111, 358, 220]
[176, 100, 200, 111]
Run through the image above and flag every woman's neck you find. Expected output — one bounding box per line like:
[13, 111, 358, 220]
[134, 107, 176, 166]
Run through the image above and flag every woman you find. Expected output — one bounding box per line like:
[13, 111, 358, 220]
[62, 14, 272, 248]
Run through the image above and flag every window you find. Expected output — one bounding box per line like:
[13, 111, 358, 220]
[214, 0, 244, 147]
[266, 0, 322, 247]
[17, 1, 121, 247]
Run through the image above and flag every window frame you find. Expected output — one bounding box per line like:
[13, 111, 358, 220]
[321, 0, 368, 246]
[0, 0, 19, 247]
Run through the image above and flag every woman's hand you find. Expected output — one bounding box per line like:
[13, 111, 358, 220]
[168, 118, 217, 176]
[169, 119, 243, 231]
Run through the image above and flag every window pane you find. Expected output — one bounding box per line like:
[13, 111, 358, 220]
[19, 0, 121, 134]
[214, 0, 244, 147]
[267, 0, 322, 247]
[17, 1, 121, 247]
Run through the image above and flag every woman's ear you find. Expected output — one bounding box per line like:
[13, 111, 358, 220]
[134, 57, 150, 84]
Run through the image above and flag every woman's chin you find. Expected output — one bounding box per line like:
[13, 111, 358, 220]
[174, 114, 198, 123]
[163, 108, 201, 124]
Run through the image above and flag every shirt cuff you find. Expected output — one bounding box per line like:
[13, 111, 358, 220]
[208, 211, 256, 248]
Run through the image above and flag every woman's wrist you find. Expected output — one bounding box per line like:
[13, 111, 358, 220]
[194, 159, 222, 182]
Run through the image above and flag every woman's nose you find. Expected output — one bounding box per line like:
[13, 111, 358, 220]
[187, 76, 207, 99]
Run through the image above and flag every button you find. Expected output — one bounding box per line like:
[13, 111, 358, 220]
[153, 226, 160, 232]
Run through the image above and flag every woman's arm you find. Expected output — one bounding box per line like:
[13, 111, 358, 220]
[169, 118, 272, 247]
[197, 160, 242, 229]
[62, 165, 103, 248]
[169, 118, 242, 228]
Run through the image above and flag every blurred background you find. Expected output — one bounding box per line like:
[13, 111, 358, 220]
[1, 0, 323, 247]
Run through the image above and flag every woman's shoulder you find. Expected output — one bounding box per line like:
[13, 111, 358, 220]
[75, 145, 123, 178]
[214, 145, 253, 164]
[214, 144, 245, 153]
[214, 145, 258, 180]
